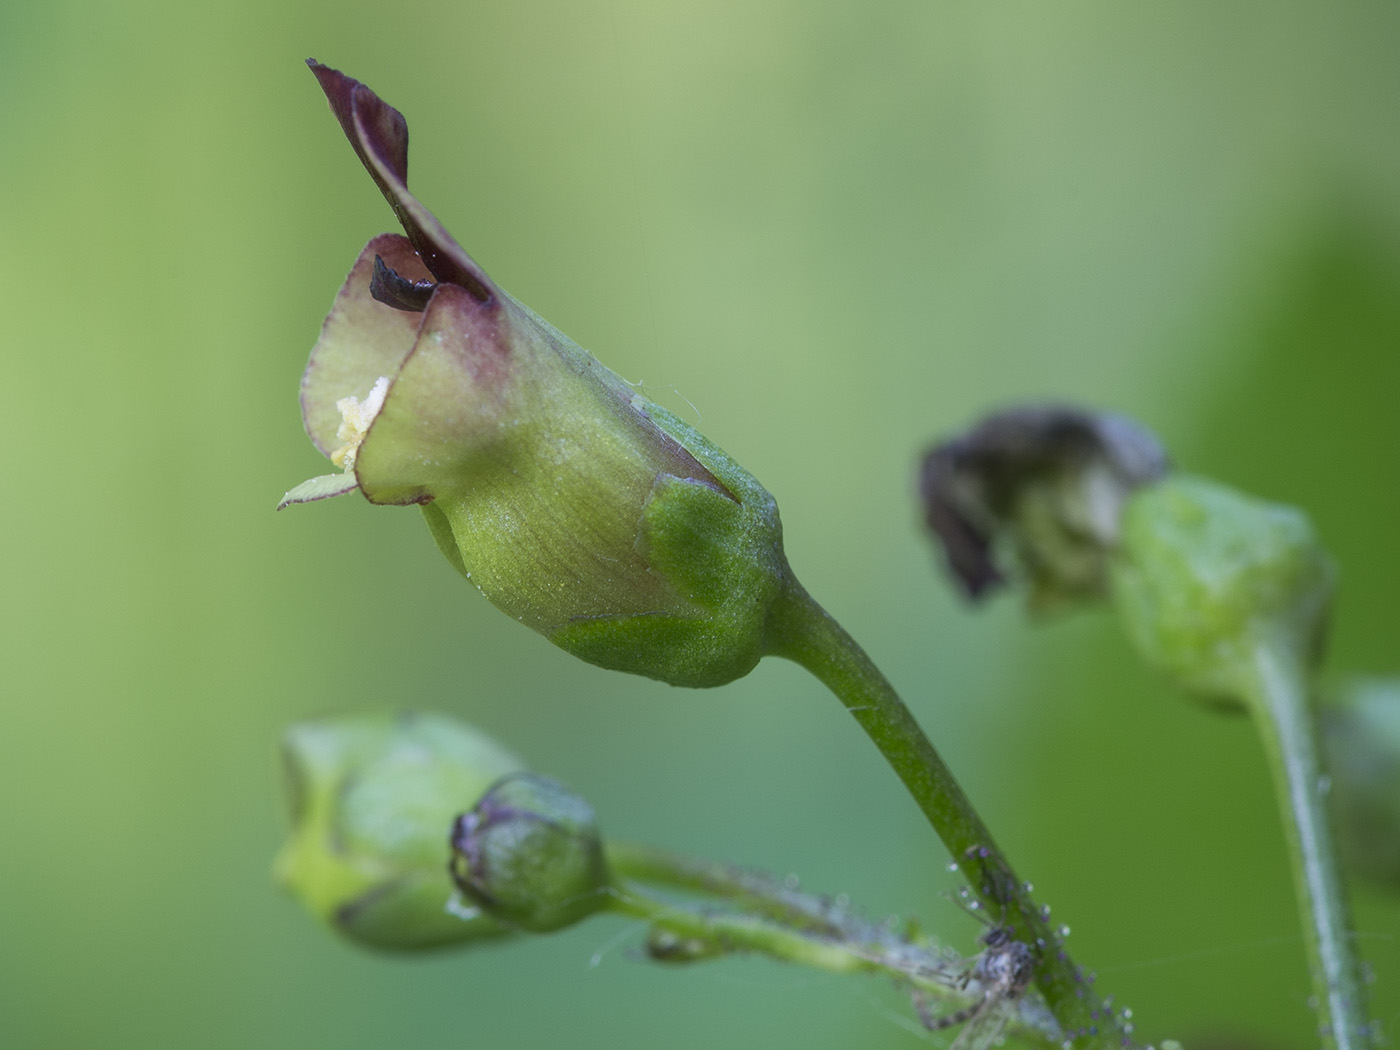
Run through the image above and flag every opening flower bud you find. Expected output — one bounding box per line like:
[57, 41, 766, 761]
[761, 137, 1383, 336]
[920, 405, 1168, 610]
[448, 773, 612, 933]
[281, 61, 787, 687]
[274, 711, 524, 950]
[1111, 475, 1334, 706]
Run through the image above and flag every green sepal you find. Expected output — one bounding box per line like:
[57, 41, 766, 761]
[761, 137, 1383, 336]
[278, 472, 361, 510]
[449, 773, 612, 933]
[546, 401, 787, 688]
[1111, 475, 1334, 707]
[421, 502, 469, 579]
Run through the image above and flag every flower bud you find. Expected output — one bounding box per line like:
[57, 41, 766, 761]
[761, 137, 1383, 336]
[448, 773, 612, 933]
[920, 405, 1168, 610]
[281, 61, 785, 688]
[1111, 475, 1334, 706]
[644, 927, 728, 963]
[1320, 679, 1400, 889]
[274, 711, 524, 950]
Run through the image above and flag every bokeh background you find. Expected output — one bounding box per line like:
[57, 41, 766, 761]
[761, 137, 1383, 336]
[3, 2, 1398, 1047]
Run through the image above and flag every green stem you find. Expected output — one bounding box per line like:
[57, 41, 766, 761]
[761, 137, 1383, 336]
[606, 879, 1061, 1047]
[1244, 638, 1371, 1050]
[765, 574, 1122, 1048]
[608, 881, 897, 978]
[606, 841, 849, 936]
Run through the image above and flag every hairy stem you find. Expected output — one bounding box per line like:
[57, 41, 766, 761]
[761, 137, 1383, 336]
[606, 842, 849, 935]
[1245, 638, 1371, 1050]
[765, 574, 1125, 1048]
[608, 881, 906, 978]
[606, 879, 1062, 1047]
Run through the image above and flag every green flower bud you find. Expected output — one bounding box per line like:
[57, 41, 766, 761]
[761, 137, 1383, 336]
[1320, 679, 1400, 890]
[920, 405, 1168, 610]
[448, 773, 612, 933]
[644, 927, 728, 963]
[280, 61, 785, 688]
[274, 711, 524, 950]
[1111, 475, 1334, 706]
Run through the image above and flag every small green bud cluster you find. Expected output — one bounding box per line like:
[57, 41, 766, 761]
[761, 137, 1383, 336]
[276, 711, 614, 947]
[274, 711, 523, 950]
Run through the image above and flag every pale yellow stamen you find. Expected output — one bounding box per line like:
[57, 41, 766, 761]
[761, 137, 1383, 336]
[330, 376, 391, 472]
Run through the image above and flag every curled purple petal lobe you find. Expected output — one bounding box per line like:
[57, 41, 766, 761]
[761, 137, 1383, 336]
[307, 59, 495, 304]
[370, 255, 435, 312]
[306, 59, 407, 199]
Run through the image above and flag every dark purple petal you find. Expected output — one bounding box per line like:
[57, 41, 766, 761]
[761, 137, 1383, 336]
[918, 445, 1004, 600]
[307, 60, 496, 304]
[919, 404, 1169, 601]
[370, 255, 435, 312]
[306, 59, 408, 204]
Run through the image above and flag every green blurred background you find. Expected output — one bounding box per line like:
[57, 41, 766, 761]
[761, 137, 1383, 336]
[3, 1, 1398, 1047]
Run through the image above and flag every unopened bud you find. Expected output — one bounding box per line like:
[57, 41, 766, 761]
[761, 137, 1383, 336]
[645, 927, 727, 963]
[449, 773, 612, 932]
[1112, 476, 1333, 706]
[274, 711, 524, 950]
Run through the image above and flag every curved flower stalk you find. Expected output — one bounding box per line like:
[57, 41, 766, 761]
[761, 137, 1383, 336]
[1112, 477, 1371, 1050]
[281, 61, 785, 688]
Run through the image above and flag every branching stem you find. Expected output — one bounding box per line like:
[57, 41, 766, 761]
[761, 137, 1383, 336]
[605, 842, 849, 935]
[605, 878, 1062, 1048]
[765, 574, 1126, 1048]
